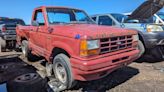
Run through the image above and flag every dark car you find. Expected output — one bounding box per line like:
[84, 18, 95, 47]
[0, 17, 25, 52]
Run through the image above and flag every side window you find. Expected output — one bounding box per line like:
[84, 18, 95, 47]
[91, 17, 97, 22]
[98, 16, 114, 26]
[34, 10, 45, 25]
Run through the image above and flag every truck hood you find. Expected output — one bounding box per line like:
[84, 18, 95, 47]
[50, 24, 137, 39]
[129, 0, 164, 19]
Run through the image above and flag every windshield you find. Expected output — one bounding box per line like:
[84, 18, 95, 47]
[157, 13, 164, 21]
[111, 14, 128, 23]
[47, 8, 94, 24]
[0, 19, 25, 25]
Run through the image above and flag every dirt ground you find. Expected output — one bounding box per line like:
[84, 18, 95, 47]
[0, 52, 164, 92]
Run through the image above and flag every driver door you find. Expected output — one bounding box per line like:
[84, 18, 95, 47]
[30, 9, 47, 55]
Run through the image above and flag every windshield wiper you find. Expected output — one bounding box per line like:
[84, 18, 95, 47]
[70, 21, 94, 24]
[52, 21, 68, 24]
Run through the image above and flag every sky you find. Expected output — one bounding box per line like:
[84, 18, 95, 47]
[0, 0, 163, 24]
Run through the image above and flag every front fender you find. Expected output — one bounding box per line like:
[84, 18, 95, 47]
[52, 41, 75, 57]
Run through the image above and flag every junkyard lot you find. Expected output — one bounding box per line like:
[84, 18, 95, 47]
[0, 52, 164, 92]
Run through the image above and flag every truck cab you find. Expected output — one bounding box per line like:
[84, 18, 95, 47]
[16, 6, 139, 91]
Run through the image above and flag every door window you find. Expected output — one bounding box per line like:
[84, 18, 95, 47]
[34, 10, 45, 25]
[98, 16, 114, 26]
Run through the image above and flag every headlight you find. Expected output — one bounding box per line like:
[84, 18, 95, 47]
[147, 25, 163, 32]
[87, 40, 99, 50]
[80, 40, 99, 56]
[133, 35, 139, 41]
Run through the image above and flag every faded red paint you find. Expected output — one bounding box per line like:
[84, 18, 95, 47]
[16, 6, 140, 81]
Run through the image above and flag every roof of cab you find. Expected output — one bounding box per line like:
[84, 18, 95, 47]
[35, 6, 82, 11]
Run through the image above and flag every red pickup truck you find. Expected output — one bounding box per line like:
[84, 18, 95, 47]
[16, 6, 140, 91]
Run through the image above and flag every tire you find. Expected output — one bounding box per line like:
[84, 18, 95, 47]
[7, 73, 47, 92]
[0, 37, 6, 52]
[138, 40, 145, 57]
[149, 46, 164, 62]
[0, 67, 35, 84]
[21, 40, 38, 62]
[52, 54, 76, 91]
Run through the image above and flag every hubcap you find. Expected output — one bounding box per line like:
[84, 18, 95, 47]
[55, 62, 67, 84]
[15, 73, 38, 82]
[21, 43, 27, 57]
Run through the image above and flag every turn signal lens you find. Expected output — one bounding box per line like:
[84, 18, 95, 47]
[147, 28, 151, 32]
[80, 49, 99, 56]
[80, 40, 87, 50]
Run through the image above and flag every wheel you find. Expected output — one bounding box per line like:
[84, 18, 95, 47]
[149, 46, 164, 62]
[136, 40, 146, 62]
[7, 73, 47, 92]
[138, 40, 145, 58]
[0, 37, 6, 52]
[0, 67, 35, 84]
[21, 40, 38, 62]
[52, 54, 76, 91]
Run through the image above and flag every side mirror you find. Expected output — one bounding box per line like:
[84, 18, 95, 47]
[32, 21, 39, 26]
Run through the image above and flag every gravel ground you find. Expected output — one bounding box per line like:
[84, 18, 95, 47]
[0, 52, 164, 92]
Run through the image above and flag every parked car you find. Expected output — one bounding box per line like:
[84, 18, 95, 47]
[0, 17, 25, 52]
[16, 6, 140, 91]
[91, 0, 164, 61]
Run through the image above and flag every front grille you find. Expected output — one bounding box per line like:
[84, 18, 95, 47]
[100, 35, 133, 54]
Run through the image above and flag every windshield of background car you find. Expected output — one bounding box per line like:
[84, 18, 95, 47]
[47, 8, 94, 24]
[157, 13, 164, 21]
[0, 19, 25, 25]
[111, 14, 128, 23]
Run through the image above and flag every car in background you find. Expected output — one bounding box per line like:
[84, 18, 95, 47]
[91, 0, 164, 61]
[0, 17, 25, 52]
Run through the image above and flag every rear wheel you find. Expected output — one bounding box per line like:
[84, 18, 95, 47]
[49, 54, 76, 91]
[0, 37, 6, 52]
[21, 40, 38, 62]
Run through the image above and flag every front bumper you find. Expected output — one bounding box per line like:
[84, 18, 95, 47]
[70, 49, 139, 81]
[2, 35, 16, 40]
[143, 32, 164, 48]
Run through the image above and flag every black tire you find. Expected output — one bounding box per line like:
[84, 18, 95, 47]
[21, 40, 38, 62]
[0, 67, 35, 84]
[7, 73, 47, 92]
[0, 37, 6, 52]
[52, 54, 76, 91]
[149, 46, 164, 62]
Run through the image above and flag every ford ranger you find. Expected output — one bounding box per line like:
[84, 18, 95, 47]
[16, 6, 139, 91]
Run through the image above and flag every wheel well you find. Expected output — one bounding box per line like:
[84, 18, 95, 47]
[21, 37, 27, 42]
[51, 47, 71, 61]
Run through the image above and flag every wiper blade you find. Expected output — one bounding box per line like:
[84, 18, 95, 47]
[52, 21, 68, 24]
[70, 21, 94, 24]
